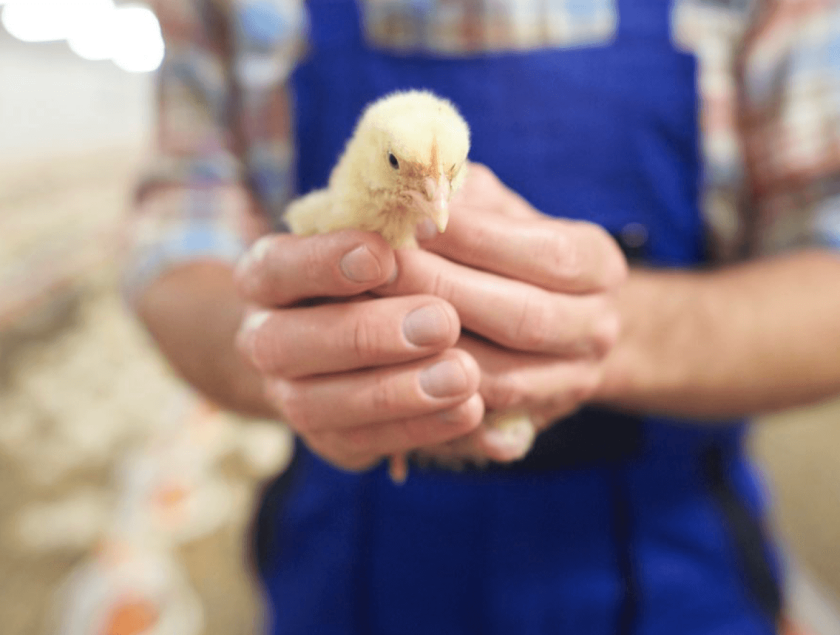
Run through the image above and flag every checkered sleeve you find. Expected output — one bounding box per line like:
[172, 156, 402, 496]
[739, 0, 840, 255]
[123, 0, 305, 302]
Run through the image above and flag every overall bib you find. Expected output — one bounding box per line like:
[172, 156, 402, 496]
[253, 2, 782, 633]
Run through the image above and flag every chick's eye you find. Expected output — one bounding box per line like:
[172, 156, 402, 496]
[388, 153, 399, 169]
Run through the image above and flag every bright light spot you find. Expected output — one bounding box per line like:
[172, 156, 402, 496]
[2, 0, 114, 44]
[1, 0, 164, 73]
[2, 0, 79, 42]
[68, 0, 117, 61]
[110, 5, 164, 73]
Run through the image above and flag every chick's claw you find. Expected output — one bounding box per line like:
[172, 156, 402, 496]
[388, 452, 409, 485]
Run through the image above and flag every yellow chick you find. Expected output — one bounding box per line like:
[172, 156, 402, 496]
[286, 90, 470, 247]
[286, 90, 470, 484]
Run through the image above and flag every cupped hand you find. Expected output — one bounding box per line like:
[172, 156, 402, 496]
[378, 164, 628, 464]
[233, 229, 484, 472]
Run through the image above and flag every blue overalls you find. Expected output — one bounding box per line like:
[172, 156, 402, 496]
[253, 1, 783, 633]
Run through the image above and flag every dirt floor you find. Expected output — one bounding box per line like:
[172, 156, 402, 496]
[1, 148, 839, 635]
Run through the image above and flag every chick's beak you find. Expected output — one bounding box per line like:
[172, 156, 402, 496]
[423, 175, 450, 232]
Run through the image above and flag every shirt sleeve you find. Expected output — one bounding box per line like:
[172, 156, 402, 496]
[738, 0, 840, 256]
[123, 0, 305, 302]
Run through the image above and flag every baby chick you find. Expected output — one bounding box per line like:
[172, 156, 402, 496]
[286, 90, 470, 247]
[286, 90, 470, 483]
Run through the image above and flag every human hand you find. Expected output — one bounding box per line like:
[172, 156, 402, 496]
[377, 164, 628, 465]
[233, 230, 484, 473]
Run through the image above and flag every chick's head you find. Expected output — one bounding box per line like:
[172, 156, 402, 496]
[354, 90, 470, 233]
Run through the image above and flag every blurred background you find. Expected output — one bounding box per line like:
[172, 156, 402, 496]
[0, 2, 293, 634]
[0, 1, 839, 634]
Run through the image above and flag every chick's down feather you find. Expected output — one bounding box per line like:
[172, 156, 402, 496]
[286, 90, 470, 248]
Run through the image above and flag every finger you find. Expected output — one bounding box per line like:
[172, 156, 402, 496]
[265, 349, 480, 432]
[451, 163, 542, 222]
[235, 230, 396, 306]
[457, 335, 602, 412]
[416, 430, 489, 465]
[416, 411, 534, 465]
[421, 199, 627, 294]
[307, 393, 485, 466]
[379, 250, 620, 357]
[237, 295, 460, 377]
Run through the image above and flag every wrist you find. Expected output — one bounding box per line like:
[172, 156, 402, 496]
[589, 268, 697, 415]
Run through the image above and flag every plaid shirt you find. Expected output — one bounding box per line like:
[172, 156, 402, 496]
[125, 0, 840, 299]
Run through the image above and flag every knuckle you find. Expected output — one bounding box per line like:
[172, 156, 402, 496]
[541, 231, 583, 282]
[589, 299, 621, 357]
[511, 293, 552, 351]
[607, 248, 630, 288]
[250, 325, 291, 375]
[269, 381, 312, 432]
[369, 372, 400, 415]
[485, 373, 528, 411]
[459, 222, 492, 262]
[568, 366, 602, 405]
[438, 302, 462, 346]
[468, 163, 494, 188]
[591, 224, 630, 290]
[428, 268, 455, 301]
[455, 395, 485, 433]
[302, 236, 331, 284]
[560, 241, 586, 282]
[451, 348, 481, 390]
[600, 227, 630, 285]
[350, 314, 385, 364]
[468, 394, 486, 426]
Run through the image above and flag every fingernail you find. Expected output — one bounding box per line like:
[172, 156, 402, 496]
[234, 252, 253, 281]
[241, 311, 271, 336]
[340, 245, 381, 283]
[237, 311, 271, 359]
[403, 304, 450, 347]
[415, 218, 438, 242]
[419, 359, 468, 398]
[251, 236, 272, 262]
[236, 237, 270, 273]
[235, 237, 271, 284]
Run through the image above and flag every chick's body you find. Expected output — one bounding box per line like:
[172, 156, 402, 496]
[286, 90, 470, 247]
